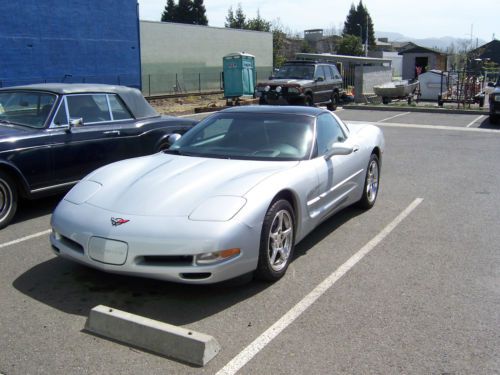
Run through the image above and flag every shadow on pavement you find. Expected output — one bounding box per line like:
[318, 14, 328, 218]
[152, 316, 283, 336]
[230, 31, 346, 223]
[13, 206, 362, 325]
[10, 194, 64, 225]
[478, 117, 499, 129]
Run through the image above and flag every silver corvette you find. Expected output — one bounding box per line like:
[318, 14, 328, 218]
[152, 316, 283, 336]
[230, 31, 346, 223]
[50, 106, 384, 284]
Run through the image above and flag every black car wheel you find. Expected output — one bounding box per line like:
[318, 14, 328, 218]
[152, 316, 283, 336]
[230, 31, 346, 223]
[327, 92, 339, 111]
[305, 94, 314, 107]
[357, 154, 380, 210]
[255, 199, 295, 281]
[490, 114, 498, 124]
[0, 171, 18, 229]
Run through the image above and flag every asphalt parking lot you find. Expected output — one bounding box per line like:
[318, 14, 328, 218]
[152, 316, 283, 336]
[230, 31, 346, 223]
[1, 109, 499, 374]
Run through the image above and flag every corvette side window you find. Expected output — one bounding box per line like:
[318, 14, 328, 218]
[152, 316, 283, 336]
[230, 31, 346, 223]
[316, 114, 347, 156]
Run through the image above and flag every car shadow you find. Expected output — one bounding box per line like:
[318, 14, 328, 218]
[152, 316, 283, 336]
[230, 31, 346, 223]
[478, 117, 498, 129]
[13, 206, 363, 326]
[10, 194, 64, 225]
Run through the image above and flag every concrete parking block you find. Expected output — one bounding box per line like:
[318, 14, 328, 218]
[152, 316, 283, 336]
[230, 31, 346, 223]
[84, 305, 220, 366]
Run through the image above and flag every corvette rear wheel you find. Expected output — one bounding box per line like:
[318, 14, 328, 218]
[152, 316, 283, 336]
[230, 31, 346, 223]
[357, 154, 379, 209]
[0, 171, 18, 229]
[256, 199, 295, 281]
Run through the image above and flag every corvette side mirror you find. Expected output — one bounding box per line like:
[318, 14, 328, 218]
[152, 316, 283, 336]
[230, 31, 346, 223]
[324, 142, 354, 160]
[167, 133, 182, 146]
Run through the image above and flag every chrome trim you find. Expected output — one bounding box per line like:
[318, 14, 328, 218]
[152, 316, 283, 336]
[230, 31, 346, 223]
[31, 180, 79, 194]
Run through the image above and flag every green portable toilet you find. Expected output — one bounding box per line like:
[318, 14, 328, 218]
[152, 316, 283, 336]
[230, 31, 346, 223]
[223, 52, 256, 100]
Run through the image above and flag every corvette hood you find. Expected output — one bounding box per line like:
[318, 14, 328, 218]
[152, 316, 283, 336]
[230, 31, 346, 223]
[74, 153, 298, 216]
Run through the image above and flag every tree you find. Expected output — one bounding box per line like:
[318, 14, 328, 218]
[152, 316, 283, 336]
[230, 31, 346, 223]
[192, 0, 208, 25]
[342, 1, 376, 50]
[161, 0, 208, 25]
[246, 10, 271, 32]
[337, 34, 364, 56]
[176, 0, 193, 23]
[225, 4, 246, 29]
[161, 0, 177, 22]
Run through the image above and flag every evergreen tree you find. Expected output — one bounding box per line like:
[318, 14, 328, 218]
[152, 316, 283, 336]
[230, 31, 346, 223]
[225, 4, 246, 29]
[161, 0, 177, 22]
[176, 0, 193, 24]
[192, 0, 208, 25]
[342, 1, 376, 49]
[246, 10, 271, 32]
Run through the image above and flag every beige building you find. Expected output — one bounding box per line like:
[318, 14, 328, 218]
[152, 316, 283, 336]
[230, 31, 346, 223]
[140, 21, 273, 95]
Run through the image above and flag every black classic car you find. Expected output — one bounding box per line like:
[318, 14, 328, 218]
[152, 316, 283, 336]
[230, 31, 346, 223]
[0, 83, 197, 228]
[255, 60, 344, 110]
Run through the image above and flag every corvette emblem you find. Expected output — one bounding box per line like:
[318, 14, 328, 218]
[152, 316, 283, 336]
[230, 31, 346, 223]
[111, 217, 130, 226]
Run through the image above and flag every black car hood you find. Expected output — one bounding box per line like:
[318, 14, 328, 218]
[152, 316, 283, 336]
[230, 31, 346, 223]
[0, 123, 32, 138]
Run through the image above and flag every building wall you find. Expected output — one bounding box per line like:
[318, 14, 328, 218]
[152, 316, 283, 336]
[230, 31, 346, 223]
[0, 0, 141, 88]
[140, 21, 273, 95]
[354, 66, 392, 101]
[402, 53, 444, 80]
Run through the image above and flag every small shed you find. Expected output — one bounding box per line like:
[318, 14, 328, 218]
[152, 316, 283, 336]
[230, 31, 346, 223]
[418, 70, 447, 100]
[399, 45, 447, 80]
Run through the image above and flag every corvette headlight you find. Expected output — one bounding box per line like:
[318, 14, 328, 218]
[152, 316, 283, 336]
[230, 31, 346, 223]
[189, 196, 246, 221]
[195, 248, 241, 265]
[64, 180, 102, 204]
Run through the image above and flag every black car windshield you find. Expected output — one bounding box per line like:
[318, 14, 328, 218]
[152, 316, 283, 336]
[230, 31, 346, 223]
[275, 64, 315, 80]
[0, 91, 56, 128]
[170, 112, 314, 161]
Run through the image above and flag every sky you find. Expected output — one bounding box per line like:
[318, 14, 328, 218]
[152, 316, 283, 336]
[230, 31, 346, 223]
[137, 0, 499, 42]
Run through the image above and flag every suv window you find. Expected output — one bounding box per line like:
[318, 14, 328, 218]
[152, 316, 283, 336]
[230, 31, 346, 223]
[322, 65, 333, 80]
[315, 113, 347, 156]
[330, 66, 341, 79]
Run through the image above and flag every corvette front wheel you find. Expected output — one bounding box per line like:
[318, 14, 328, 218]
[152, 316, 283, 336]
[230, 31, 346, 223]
[256, 199, 295, 281]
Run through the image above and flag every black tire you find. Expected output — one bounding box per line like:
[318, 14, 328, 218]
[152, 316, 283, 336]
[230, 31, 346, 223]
[0, 171, 18, 229]
[357, 154, 380, 210]
[255, 199, 295, 281]
[490, 114, 498, 124]
[327, 92, 339, 111]
[305, 94, 314, 107]
[382, 97, 389, 105]
[259, 97, 266, 105]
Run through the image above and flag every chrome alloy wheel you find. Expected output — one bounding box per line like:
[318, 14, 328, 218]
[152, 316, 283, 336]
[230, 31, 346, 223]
[267, 209, 294, 272]
[365, 158, 379, 204]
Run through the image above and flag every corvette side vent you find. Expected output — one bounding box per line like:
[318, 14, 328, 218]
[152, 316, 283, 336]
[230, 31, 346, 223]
[59, 235, 84, 255]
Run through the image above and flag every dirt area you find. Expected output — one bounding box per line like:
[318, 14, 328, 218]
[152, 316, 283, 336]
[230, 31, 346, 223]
[148, 93, 227, 116]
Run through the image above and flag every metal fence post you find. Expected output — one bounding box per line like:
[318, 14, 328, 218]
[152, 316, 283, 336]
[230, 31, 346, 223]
[148, 74, 151, 97]
[199, 73, 201, 93]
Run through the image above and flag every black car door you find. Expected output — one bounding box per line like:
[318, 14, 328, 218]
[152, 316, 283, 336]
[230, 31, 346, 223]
[49, 93, 143, 185]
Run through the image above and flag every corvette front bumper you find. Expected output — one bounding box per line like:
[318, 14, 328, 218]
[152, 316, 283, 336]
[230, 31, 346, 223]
[50, 200, 260, 284]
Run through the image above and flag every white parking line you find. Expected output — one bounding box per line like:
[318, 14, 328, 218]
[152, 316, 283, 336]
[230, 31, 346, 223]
[348, 120, 500, 134]
[378, 112, 410, 123]
[466, 115, 485, 128]
[216, 198, 424, 375]
[0, 229, 51, 249]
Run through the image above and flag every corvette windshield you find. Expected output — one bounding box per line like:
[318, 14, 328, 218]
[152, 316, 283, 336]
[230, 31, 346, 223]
[0, 91, 56, 128]
[170, 112, 314, 161]
[275, 64, 314, 80]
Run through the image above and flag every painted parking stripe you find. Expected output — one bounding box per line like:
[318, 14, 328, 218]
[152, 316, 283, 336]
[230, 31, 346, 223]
[0, 229, 51, 249]
[216, 198, 424, 375]
[348, 120, 500, 134]
[378, 112, 410, 123]
[466, 115, 485, 128]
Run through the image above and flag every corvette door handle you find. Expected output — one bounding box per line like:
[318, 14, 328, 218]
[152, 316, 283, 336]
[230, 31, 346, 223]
[353, 145, 360, 152]
[104, 130, 120, 136]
